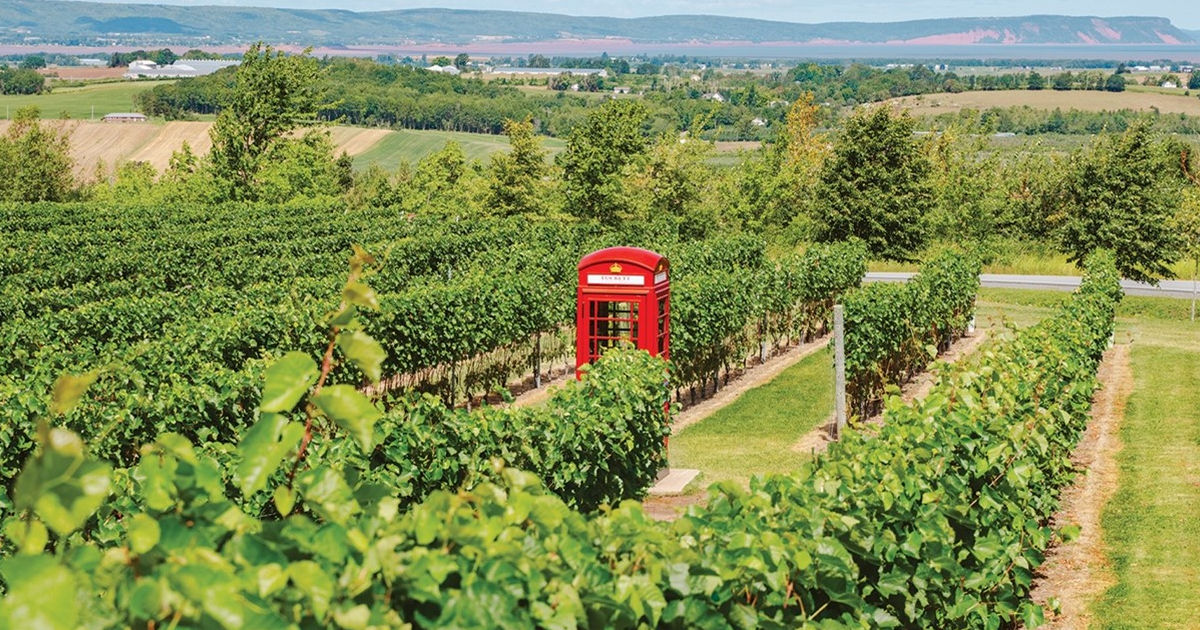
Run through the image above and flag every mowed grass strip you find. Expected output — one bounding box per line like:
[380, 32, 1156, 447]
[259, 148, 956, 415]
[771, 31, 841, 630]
[1094, 343, 1200, 628]
[668, 347, 832, 487]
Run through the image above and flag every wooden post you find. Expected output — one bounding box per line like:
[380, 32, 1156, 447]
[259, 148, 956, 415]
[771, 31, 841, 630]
[533, 332, 542, 389]
[833, 304, 847, 440]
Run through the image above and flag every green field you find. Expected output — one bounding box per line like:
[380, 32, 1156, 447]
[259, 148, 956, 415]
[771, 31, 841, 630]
[0, 81, 162, 120]
[352, 128, 567, 169]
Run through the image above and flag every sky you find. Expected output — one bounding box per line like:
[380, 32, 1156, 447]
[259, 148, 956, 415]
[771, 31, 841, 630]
[85, 0, 1200, 29]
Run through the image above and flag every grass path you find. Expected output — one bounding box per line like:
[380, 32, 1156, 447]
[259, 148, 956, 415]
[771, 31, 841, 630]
[667, 347, 832, 487]
[1093, 342, 1200, 628]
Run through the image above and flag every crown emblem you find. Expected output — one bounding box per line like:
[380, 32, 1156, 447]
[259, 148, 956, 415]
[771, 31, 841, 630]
[609, 263, 623, 273]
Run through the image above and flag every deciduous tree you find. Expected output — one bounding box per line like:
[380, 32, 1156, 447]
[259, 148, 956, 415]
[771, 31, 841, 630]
[208, 42, 324, 201]
[813, 106, 933, 260]
[485, 117, 548, 216]
[1058, 123, 1182, 283]
[557, 99, 648, 223]
[0, 106, 74, 202]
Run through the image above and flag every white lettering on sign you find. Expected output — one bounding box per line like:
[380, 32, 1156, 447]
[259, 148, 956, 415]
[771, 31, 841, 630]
[654, 271, 668, 284]
[587, 274, 645, 286]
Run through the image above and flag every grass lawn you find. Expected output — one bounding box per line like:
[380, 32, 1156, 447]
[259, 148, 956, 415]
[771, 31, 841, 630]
[0, 81, 164, 120]
[1090, 293, 1200, 627]
[668, 347, 832, 487]
[351, 128, 566, 170]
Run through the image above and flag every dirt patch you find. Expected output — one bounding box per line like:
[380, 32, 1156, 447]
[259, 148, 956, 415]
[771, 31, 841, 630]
[127, 121, 214, 171]
[1027, 343, 1132, 629]
[327, 127, 391, 156]
[791, 329, 991, 455]
[642, 492, 706, 521]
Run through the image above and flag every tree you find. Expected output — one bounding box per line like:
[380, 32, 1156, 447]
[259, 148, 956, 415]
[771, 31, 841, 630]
[629, 132, 715, 235]
[429, 56, 452, 67]
[0, 107, 74, 202]
[485, 117, 548, 216]
[1058, 123, 1182, 283]
[557, 99, 648, 223]
[1104, 73, 1127, 92]
[453, 53, 470, 70]
[0, 68, 46, 95]
[813, 106, 934, 260]
[19, 55, 46, 70]
[207, 43, 323, 201]
[1027, 71, 1045, 90]
[1189, 72, 1200, 90]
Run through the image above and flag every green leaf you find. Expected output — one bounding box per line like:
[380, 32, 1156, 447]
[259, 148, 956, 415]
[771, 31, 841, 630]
[3, 518, 48, 555]
[337, 330, 387, 383]
[333, 604, 371, 630]
[1058, 523, 1082, 543]
[127, 578, 162, 620]
[49, 372, 97, 415]
[0, 555, 78, 630]
[13, 427, 111, 536]
[311, 385, 380, 453]
[260, 352, 318, 414]
[126, 513, 161, 555]
[236, 414, 305, 496]
[343, 281, 379, 311]
[289, 561, 335, 619]
[297, 466, 360, 525]
[273, 485, 296, 517]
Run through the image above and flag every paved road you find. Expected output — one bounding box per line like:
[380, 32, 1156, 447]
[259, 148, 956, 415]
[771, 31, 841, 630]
[864, 272, 1200, 300]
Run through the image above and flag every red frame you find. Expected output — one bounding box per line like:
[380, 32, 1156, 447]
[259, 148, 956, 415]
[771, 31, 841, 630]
[576, 247, 670, 377]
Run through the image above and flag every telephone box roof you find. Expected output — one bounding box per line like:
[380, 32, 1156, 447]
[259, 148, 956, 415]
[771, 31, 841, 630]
[577, 247, 667, 272]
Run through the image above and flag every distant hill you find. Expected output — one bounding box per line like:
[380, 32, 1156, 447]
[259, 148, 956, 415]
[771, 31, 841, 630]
[0, 1, 1195, 48]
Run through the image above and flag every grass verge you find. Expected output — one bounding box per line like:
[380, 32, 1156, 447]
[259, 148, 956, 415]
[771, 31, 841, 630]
[1093, 343, 1200, 628]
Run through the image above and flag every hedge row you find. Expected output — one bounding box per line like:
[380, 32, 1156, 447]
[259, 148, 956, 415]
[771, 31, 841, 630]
[842, 249, 981, 417]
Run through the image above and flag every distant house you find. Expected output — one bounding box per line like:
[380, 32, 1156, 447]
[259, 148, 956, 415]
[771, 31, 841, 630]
[1162, 80, 1179, 89]
[1182, 65, 1195, 74]
[702, 92, 725, 102]
[612, 86, 632, 94]
[426, 64, 461, 75]
[751, 118, 767, 127]
[77, 58, 106, 67]
[124, 59, 239, 79]
[102, 113, 147, 123]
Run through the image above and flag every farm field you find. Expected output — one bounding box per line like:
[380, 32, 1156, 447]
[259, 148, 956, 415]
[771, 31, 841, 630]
[351, 127, 568, 170]
[0, 80, 165, 119]
[889, 88, 1200, 116]
[0, 119, 553, 179]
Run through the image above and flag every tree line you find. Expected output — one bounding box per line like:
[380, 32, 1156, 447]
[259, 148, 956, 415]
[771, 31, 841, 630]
[12, 43, 1200, 283]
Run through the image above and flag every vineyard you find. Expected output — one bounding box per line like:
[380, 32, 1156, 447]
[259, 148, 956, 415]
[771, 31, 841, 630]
[0, 203, 870, 487]
[0, 193, 1122, 626]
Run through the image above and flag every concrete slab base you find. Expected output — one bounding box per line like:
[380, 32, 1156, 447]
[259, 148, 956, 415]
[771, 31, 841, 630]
[648, 468, 700, 496]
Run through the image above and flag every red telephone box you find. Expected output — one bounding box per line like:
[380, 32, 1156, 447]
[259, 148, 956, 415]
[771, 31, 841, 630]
[576, 247, 670, 377]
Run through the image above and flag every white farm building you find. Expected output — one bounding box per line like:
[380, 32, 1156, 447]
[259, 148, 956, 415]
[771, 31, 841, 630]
[124, 59, 240, 79]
